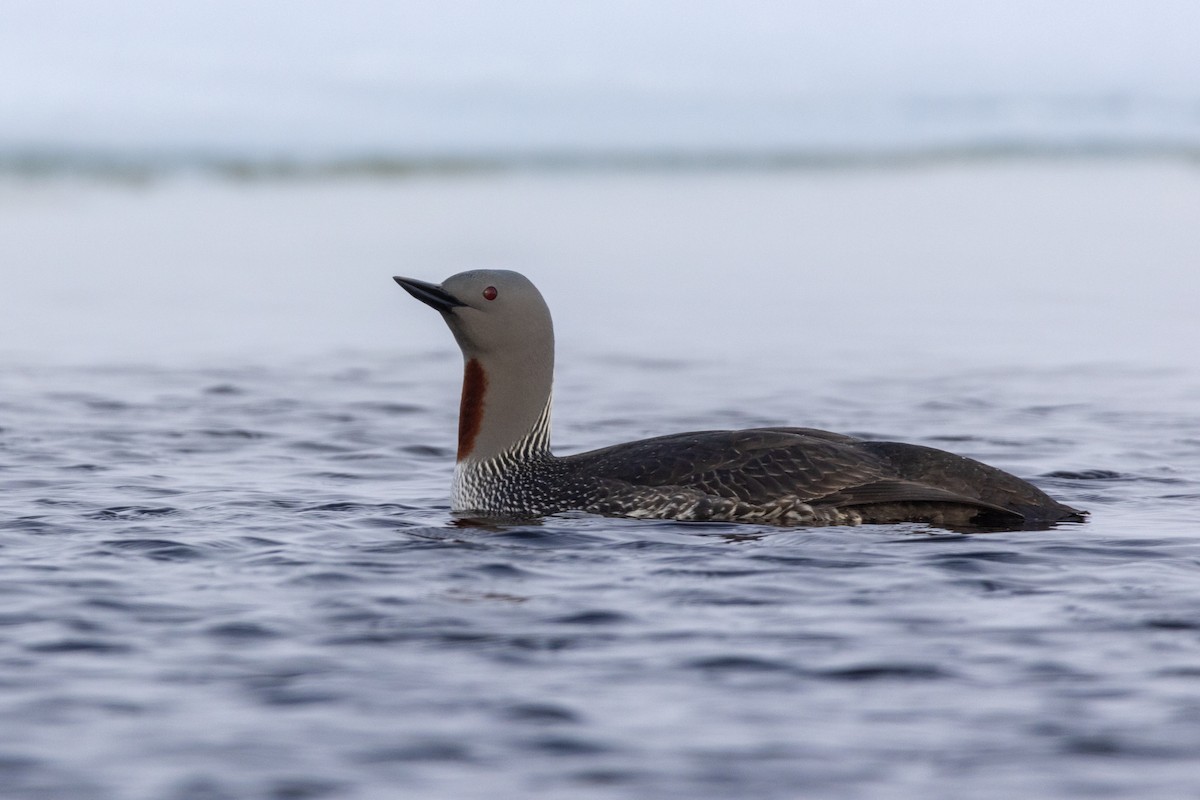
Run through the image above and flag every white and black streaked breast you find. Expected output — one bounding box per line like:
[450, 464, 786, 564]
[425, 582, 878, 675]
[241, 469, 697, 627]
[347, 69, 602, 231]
[451, 393, 560, 515]
[452, 453, 571, 517]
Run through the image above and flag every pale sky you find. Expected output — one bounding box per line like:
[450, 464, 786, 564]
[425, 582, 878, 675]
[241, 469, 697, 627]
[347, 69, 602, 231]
[3, 1, 1199, 152]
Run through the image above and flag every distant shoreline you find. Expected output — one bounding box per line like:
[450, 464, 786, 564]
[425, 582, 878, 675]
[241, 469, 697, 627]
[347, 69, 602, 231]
[2, 141, 1198, 182]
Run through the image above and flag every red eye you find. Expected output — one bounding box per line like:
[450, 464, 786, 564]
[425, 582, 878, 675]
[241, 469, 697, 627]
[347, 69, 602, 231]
[483, 286, 498, 301]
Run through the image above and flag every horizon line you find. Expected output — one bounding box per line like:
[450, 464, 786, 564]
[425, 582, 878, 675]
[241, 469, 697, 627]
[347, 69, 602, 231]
[2, 140, 1198, 181]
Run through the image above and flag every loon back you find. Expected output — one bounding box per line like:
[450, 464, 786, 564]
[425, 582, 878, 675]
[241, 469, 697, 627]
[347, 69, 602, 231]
[562, 428, 1084, 530]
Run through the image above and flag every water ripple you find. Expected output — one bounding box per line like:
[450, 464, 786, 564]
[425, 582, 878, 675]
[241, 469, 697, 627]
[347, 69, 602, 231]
[0, 358, 1198, 799]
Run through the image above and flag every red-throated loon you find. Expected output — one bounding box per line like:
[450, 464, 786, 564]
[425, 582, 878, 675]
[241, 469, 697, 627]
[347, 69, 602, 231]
[394, 270, 1085, 531]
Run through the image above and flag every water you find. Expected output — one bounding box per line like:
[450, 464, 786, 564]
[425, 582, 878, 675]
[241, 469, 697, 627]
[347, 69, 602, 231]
[2, 351, 1199, 800]
[2, 164, 1199, 797]
[4, 163, 1198, 367]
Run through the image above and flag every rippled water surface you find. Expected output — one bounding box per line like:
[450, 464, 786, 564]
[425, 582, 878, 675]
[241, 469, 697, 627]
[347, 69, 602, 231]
[3, 353, 1199, 800]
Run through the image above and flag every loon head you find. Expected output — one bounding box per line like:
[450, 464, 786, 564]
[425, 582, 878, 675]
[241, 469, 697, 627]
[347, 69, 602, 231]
[394, 269, 553, 360]
[394, 270, 555, 463]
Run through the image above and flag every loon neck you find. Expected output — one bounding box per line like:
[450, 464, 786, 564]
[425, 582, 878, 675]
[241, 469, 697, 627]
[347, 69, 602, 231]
[456, 352, 554, 465]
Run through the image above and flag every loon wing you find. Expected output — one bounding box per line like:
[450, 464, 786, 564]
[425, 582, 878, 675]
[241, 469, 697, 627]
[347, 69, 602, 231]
[568, 428, 1063, 523]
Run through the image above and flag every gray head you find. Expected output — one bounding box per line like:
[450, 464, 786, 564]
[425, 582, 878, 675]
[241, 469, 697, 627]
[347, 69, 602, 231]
[394, 269, 553, 360]
[394, 270, 555, 463]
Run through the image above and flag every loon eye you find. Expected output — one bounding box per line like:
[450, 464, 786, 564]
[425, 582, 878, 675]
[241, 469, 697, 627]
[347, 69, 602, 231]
[483, 286, 498, 301]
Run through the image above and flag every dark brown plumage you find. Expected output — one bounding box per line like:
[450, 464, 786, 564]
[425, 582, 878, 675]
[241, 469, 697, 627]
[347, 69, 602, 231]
[561, 428, 1084, 530]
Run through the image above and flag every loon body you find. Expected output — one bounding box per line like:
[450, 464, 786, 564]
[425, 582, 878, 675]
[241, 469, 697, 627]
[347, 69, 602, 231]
[395, 270, 1085, 531]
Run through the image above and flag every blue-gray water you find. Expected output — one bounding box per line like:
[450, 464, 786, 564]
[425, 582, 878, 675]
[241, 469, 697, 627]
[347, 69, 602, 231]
[3, 352, 1199, 800]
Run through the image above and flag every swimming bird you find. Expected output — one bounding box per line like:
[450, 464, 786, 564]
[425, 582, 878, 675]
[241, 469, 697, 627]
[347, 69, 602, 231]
[394, 270, 1085, 530]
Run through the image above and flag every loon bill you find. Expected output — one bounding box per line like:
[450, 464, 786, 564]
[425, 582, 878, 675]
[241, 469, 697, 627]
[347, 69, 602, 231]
[394, 270, 1086, 531]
